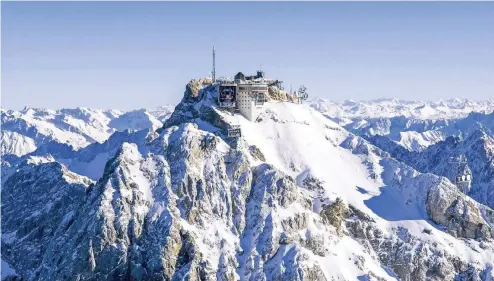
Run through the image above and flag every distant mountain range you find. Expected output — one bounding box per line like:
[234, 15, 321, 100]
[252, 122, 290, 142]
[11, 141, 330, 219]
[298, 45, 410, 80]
[309, 97, 494, 120]
[310, 97, 494, 210]
[1, 106, 174, 157]
[309, 98, 494, 151]
[4, 98, 492, 158]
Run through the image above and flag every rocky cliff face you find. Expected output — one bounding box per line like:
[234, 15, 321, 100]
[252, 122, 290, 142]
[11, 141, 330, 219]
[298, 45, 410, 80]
[343, 134, 493, 241]
[367, 130, 494, 211]
[266, 86, 297, 103]
[6, 124, 330, 281]
[310, 100, 494, 152]
[0, 106, 173, 158]
[2, 80, 494, 281]
[2, 162, 92, 280]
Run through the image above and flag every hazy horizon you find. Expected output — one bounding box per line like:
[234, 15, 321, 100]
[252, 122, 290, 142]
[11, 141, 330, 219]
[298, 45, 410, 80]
[3, 97, 494, 113]
[2, 2, 493, 110]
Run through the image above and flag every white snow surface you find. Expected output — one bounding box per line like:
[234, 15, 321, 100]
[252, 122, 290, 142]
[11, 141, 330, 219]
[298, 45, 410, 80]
[2, 95, 494, 280]
[394, 130, 445, 151]
[1, 106, 173, 156]
[1, 131, 37, 156]
[1, 259, 18, 279]
[308, 98, 494, 151]
[309, 97, 494, 120]
[6, 97, 492, 157]
[214, 101, 494, 280]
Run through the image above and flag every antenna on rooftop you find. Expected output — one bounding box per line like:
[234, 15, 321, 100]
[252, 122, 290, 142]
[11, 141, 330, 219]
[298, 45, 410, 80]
[256, 64, 265, 79]
[212, 46, 216, 83]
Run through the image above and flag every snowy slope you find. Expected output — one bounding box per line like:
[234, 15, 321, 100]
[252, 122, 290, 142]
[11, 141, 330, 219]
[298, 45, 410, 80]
[310, 98, 494, 152]
[1, 131, 37, 156]
[2, 83, 493, 281]
[309, 97, 494, 120]
[1, 106, 173, 157]
[147, 105, 175, 122]
[218, 101, 494, 279]
[1, 260, 18, 279]
[168, 83, 494, 279]
[395, 130, 445, 151]
[369, 130, 494, 210]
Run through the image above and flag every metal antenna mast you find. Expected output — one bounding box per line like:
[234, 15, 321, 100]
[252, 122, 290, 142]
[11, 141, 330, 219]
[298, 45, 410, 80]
[212, 47, 216, 83]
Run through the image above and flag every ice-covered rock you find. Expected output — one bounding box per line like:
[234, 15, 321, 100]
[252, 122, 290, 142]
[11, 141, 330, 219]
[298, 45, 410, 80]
[2, 84, 494, 281]
[0, 105, 173, 157]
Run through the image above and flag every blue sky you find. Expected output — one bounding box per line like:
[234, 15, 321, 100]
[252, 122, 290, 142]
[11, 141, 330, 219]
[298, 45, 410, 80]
[2, 2, 493, 110]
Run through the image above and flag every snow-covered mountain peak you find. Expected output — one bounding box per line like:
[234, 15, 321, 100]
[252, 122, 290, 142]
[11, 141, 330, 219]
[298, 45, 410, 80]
[2, 82, 494, 280]
[309, 98, 494, 120]
[1, 105, 174, 157]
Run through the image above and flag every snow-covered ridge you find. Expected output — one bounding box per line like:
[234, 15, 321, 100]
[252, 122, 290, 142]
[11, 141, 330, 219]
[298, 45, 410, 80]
[309, 97, 494, 120]
[2, 88, 494, 281]
[5, 97, 491, 157]
[1, 106, 174, 156]
[307, 98, 494, 152]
